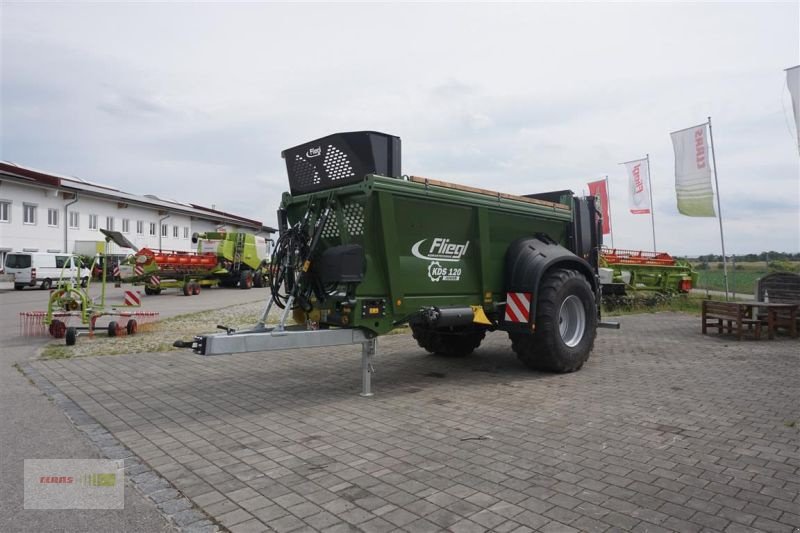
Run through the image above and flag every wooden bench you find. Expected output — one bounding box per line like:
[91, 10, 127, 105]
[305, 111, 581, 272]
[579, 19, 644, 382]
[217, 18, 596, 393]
[702, 300, 762, 340]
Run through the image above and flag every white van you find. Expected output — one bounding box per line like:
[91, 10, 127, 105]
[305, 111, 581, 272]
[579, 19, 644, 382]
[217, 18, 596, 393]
[5, 253, 91, 290]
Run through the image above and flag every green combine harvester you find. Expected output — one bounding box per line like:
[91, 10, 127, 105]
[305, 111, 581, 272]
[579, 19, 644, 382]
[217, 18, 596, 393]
[176, 131, 618, 394]
[129, 231, 271, 295]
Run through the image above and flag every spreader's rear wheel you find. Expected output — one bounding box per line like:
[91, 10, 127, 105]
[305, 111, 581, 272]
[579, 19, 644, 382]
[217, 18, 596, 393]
[510, 268, 596, 372]
[411, 325, 486, 357]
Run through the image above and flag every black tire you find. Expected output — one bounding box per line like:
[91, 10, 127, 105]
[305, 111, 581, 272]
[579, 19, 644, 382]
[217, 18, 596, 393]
[192, 282, 201, 296]
[66, 327, 77, 346]
[80, 277, 89, 288]
[239, 271, 252, 290]
[14, 284, 24, 291]
[510, 268, 597, 373]
[144, 286, 154, 295]
[183, 283, 193, 296]
[253, 272, 264, 288]
[108, 321, 119, 337]
[41, 279, 52, 290]
[126, 319, 138, 335]
[153, 288, 162, 295]
[411, 325, 486, 357]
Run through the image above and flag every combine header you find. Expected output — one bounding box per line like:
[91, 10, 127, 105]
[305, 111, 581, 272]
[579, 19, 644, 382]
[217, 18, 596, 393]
[176, 131, 618, 395]
[600, 247, 697, 294]
[128, 231, 271, 295]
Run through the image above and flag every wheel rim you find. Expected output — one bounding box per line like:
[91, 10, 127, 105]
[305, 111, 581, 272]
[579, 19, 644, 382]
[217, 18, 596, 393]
[558, 295, 586, 348]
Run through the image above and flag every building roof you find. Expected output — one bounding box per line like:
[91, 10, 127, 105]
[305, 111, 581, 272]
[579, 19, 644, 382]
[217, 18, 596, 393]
[0, 161, 276, 233]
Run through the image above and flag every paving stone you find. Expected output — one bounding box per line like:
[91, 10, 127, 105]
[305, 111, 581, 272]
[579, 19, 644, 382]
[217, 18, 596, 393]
[28, 315, 800, 533]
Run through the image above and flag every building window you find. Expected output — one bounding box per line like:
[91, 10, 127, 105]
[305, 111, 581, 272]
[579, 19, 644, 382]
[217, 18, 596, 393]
[149, 222, 157, 236]
[183, 226, 190, 239]
[47, 208, 59, 227]
[89, 214, 98, 230]
[136, 220, 144, 235]
[0, 201, 9, 223]
[122, 219, 130, 233]
[161, 224, 168, 237]
[105, 216, 114, 231]
[172, 225, 179, 238]
[23, 204, 36, 225]
[69, 211, 79, 229]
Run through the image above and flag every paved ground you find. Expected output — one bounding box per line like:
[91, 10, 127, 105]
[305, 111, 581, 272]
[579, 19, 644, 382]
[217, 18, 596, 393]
[0, 285, 269, 532]
[22, 311, 800, 532]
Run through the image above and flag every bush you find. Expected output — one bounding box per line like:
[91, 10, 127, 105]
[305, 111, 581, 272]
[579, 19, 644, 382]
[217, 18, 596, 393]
[768, 260, 799, 273]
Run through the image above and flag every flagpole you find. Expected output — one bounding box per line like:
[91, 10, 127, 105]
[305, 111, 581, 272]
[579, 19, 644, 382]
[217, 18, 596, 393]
[645, 154, 657, 252]
[605, 175, 614, 249]
[707, 116, 730, 300]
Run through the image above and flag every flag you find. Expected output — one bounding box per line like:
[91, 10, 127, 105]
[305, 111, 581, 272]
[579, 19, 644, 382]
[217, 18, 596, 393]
[670, 123, 716, 217]
[624, 158, 650, 214]
[587, 179, 611, 234]
[787, 65, 800, 154]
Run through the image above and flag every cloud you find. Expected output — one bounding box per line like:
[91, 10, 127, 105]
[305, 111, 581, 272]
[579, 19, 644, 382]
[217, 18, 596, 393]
[1, 2, 798, 255]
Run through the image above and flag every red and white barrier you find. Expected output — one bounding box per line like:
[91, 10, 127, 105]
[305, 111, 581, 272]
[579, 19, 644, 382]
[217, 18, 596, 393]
[123, 290, 141, 307]
[504, 292, 531, 323]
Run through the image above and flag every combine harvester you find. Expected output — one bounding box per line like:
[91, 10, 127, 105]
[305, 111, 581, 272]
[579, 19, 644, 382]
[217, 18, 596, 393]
[599, 247, 697, 295]
[175, 131, 619, 395]
[127, 231, 271, 295]
[20, 230, 159, 345]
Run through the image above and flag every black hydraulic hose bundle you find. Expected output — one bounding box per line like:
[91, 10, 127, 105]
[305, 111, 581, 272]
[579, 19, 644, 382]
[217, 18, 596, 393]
[268, 202, 333, 310]
[268, 221, 309, 309]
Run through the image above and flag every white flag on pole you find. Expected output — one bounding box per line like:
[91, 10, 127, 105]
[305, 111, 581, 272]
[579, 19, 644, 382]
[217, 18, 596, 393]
[670, 123, 716, 217]
[787, 65, 800, 154]
[624, 158, 650, 214]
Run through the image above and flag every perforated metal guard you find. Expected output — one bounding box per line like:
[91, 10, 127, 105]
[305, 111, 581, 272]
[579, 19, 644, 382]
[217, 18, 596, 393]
[281, 131, 401, 195]
[320, 203, 365, 240]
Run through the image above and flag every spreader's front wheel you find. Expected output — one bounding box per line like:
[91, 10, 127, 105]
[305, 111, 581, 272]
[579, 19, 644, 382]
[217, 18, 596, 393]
[411, 326, 486, 357]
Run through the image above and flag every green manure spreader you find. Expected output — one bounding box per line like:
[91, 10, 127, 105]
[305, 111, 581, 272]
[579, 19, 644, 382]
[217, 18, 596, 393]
[176, 131, 616, 394]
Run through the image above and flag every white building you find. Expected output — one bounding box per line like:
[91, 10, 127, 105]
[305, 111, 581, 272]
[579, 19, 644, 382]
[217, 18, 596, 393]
[0, 161, 275, 265]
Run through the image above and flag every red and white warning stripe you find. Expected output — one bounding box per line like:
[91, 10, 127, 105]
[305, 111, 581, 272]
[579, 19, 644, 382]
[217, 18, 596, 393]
[134, 264, 144, 276]
[150, 275, 160, 286]
[123, 290, 141, 307]
[504, 292, 531, 323]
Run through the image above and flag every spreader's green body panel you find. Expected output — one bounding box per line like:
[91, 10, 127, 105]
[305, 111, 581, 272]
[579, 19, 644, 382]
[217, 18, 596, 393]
[282, 175, 576, 334]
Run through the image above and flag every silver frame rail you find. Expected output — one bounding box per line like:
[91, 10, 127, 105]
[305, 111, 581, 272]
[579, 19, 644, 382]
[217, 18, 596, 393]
[191, 326, 377, 397]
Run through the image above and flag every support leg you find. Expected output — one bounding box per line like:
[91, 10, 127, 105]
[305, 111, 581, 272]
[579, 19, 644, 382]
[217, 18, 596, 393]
[360, 338, 376, 397]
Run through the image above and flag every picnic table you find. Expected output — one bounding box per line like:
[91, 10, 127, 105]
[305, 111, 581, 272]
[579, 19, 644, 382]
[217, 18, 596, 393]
[742, 300, 799, 339]
[702, 300, 798, 340]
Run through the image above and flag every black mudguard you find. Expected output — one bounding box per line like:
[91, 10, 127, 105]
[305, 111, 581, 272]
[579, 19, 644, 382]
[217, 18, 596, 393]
[504, 236, 598, 330]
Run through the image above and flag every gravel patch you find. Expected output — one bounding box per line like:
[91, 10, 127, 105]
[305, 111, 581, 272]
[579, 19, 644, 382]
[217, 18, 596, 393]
[40, 300, 284, 359]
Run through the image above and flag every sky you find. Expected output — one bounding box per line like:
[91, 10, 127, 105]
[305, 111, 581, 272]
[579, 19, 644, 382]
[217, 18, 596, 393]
[1, 2, 799, 255]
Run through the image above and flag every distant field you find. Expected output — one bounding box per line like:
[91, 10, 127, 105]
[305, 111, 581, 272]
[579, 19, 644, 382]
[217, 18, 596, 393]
[696, 269, 766, 294]
[691, 260, 799, 294]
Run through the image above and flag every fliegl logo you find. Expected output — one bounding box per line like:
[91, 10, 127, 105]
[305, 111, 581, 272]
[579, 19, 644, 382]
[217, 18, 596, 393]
[306, 146, 322, 158]
[411, 238, 470, 263]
